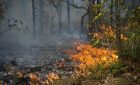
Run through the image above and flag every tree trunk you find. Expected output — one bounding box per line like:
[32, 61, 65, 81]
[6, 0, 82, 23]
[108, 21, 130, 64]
[39, 0, 44, 34]
[114, 0, 122, 51]
[88, 0, 95, 37]
[32, 0, 36, 39]
[110, 0, 113, 21]
[67, 0, 70, 30]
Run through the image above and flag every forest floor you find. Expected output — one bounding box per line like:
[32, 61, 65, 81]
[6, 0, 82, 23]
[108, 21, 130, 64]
[0, 45, 140, 85]
[0, 57, 140, 85]
[53, 59, 140, 85]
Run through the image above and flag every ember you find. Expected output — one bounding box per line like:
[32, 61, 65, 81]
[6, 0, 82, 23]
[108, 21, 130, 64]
[46, 72, 59, 83]
[29, 72, 59, 85]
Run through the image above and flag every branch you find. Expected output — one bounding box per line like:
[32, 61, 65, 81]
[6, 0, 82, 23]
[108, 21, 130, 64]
[81, 10, 88, 33]
[63, 0, 87, 10]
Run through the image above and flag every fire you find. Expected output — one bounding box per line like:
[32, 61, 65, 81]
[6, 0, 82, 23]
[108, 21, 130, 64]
[29, 73, 40, 84]
[67, 42, 118, 75]
[46, 72, 59, 83]
[29, 72, 59, 85]
[90, 24, 128, 43]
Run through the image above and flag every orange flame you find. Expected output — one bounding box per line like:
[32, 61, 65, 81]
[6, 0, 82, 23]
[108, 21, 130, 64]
[67, 42, 118, 74]
[90, 24, 128, 42]
[46, 72, 59, 83]
[28, 72, 59, 85]
[29, 73, 40, 84]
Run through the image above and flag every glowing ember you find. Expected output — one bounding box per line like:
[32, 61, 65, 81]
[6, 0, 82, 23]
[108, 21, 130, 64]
[46, 72, 59, 83]
[28, 72, 59, 85]
[29, 73, 40, 84]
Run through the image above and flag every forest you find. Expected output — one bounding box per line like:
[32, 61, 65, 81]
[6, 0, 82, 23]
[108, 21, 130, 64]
[0, 0, 140, 85]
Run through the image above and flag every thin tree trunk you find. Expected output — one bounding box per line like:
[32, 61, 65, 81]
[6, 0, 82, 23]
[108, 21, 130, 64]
[114, 0, 122, 51]
[88, 0, 95, 37]
[67, 0, 70, 29]
[96, 0, 101, 32]
[39, 0, 44, 34]
[110, 0, 113, 21]
[32, 0, 36, 39]
[58, 2, 62, 33]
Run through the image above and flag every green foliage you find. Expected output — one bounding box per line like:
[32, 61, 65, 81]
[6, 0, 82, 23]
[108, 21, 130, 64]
[91, 0, 108, 23]
[120, 6, 140, 61]
[87, 62, 124, 80]
[88, 64, 106, 80]
[129, 6, 140, 21]
[90, 38, 102, 47]
[108, 61, 124, 76]
[121, 31, 140, 61]
[92, 13, 103, 22]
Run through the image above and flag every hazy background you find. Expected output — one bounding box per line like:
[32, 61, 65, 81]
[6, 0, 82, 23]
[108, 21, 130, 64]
[0, 0, 88, 47]
[0, 0, 88, 66]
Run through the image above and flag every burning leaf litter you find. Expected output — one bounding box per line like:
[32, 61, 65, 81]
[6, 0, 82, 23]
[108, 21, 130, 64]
[66, 42, 118, 77]
[0, 42, 118, 85]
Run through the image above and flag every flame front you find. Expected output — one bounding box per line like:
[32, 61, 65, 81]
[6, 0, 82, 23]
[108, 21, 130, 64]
[67, 42, 118, 74]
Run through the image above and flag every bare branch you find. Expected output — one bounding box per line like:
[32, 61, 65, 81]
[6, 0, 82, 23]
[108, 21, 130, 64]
[63, 0, 87, 10]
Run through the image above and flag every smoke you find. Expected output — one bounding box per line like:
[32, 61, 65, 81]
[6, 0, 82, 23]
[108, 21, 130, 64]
[0, 0, 88, 66]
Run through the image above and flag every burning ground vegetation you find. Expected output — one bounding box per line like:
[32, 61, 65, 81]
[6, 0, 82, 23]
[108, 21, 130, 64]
[0, 42, 140, 85]
[66, 42, 118, 77]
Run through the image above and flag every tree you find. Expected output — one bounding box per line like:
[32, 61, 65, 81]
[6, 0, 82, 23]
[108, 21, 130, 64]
[51, 0, 63, 32]
[0, 2, 4, 21]
[32, 0, 45, 38]
[114, 0, 122, 51]
[67, 0, 70, 30]
[32, 0, 36, 38]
